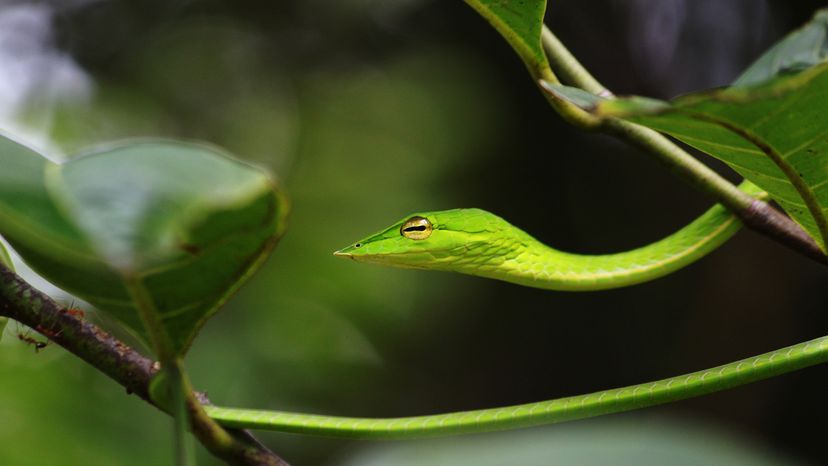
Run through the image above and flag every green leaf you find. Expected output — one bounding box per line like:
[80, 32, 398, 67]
[544, 9, 828, 251]
[553, 64, 828, 251]
[540, 82, 669, 113]
[600, 73, 828, 252]
[734, 8, 828, 86]
[464, 0, 550, 76]
[0, 135, 288, 355]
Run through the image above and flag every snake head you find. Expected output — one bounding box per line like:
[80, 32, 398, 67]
[334, 208, 520, 272]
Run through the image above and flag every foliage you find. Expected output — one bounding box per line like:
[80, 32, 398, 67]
[544, 9, 828, 250]
[0, 1, 826, 465]
[595, 65, 828, 250]
[0, 137, 287, 355]
[463, 0, 549, 76]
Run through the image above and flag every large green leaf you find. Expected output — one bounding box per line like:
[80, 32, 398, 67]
[464, 0, 549, 76]
[0, 135, 287, 355]
[734, 9, 828, 86]
[542, 9, 828, 251]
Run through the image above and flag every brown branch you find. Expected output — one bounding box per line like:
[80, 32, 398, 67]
[0, 264, 289, 466]
[742, 199, 828, 264]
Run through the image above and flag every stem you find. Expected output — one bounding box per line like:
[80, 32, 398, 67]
[124, 277, 198, 465]
[541, 27, 609, 96]
[0, 264, 289, 466]
[600, 119, 755, 212]
[123, 275, 176, 362]
[539, 26, 827, 264]
[461, 0, 599, 129]
[533, 65, 601, 130]
[170, 360, 197, 466]
[742, 199, 828, 263]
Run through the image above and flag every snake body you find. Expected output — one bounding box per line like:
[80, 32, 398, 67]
[202, 184, 828, 437]
[208, 336, 828, 438]
[334, 204, 739, 291]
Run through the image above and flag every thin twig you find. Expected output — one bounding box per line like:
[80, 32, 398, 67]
[0, 264, 289, 466]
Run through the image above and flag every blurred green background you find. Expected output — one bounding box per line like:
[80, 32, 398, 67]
[0, 1, 826, 465]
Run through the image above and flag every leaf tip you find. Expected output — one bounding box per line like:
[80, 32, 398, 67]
[538, 80, 607, 112]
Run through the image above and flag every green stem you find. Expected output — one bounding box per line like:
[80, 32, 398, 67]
[539, 26, 753, 212]
[123, 277, 197, 464]
[181, 372, 242, 461]
[123, 275, 176, 362]
[166, 360, 196, 466]
[533, 65, 601, 129]
[600, 119, 755, 212]
[122, 276, 257, 464]
[539, 26, 827, 263]
[461, 0, 599, 129]
[540, 27, 608, 96]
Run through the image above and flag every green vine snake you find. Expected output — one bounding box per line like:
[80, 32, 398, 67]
[204, 181, 828, 438]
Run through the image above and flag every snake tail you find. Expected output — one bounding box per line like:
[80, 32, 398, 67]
[205, 336, 828, 438]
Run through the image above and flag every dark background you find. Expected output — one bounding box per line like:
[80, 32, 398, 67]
[0, 1, 825, 465]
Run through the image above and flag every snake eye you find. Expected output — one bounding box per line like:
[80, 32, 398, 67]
[400, 216, 433, 240]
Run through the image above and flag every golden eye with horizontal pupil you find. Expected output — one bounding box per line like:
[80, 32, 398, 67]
[400, 216, 433, 240]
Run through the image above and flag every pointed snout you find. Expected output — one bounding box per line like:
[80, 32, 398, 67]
[333, 242, 363, 258]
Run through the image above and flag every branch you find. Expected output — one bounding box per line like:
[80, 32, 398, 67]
[539, 26, 828, 265]
[0, 264, 289, 466]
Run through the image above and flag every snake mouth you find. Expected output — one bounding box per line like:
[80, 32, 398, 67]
[333, 247, 444, 270]
[332, 249, 408, 260]
[332, 243, 365, 257]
